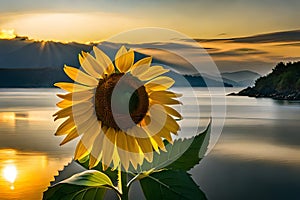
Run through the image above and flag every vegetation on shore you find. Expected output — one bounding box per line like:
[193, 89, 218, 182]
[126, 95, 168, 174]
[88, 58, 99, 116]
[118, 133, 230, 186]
[232, 61, 300, 100]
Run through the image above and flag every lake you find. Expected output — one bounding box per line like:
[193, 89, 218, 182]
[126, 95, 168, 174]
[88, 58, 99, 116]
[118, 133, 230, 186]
[0, 88, 300, 200]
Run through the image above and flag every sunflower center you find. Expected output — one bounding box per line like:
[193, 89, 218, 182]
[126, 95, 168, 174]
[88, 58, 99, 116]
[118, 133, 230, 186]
[95, 73, 149, 130]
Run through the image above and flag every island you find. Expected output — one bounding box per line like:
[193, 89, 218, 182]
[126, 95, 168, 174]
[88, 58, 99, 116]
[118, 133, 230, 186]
[229, 61, 300, 100]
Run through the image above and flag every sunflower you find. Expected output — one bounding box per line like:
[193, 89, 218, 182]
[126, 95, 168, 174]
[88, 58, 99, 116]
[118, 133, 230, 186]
[53, 45, 182, 171]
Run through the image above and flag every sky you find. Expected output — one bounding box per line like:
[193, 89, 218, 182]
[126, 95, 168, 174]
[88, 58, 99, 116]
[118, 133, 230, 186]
[0, 0, 300, 73]
[1, 0, 299, 42]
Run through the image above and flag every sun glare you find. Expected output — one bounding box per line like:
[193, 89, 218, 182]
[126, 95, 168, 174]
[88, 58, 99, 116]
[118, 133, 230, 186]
[0, 29, 16, 39]
[3, 165, 17, 184]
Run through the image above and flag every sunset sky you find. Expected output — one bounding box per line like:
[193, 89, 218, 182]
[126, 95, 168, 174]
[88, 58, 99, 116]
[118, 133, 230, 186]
[0, 0, 300, 73]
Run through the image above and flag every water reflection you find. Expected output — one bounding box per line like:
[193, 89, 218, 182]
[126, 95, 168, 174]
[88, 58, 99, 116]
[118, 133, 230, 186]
[3, 163, 17, 190]
[0, 149, 71, 200]
[214, 140, 300, 164]
[1, 88, 300, 200]
[0, 112, 16, 128]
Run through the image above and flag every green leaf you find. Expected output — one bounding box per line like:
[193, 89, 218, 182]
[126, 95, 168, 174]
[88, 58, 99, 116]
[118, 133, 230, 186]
[77, 157, 118, 183]
[135, 121, 211, 172]
[165, 122, 211, 170]
[51, 160, 86, 185]
[139, 170, 207, 200]
[43, 184, 106, 200]
[60, 170, 114, 187]
[43, 170, 116, 200]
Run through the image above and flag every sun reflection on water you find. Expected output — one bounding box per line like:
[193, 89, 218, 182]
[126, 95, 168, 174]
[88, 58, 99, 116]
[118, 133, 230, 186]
[2, 164, 17, 190]
[0, 149, 71, 200]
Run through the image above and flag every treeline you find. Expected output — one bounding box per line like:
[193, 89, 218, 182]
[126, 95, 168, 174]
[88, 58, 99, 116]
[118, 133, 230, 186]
[255, 61, 300, 92]
[235, 61, 300, 100]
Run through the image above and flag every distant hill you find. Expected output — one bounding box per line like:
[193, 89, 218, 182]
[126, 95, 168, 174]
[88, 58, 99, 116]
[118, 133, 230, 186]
[0, 68, 232, 88]
[0, 68, 70, 88]
[0, 37, 92, 69]
[166, 71, 232, 87]
[230, 62, 300, 100]
[0, 37, 232, 88]
[221, 70, 261, 87]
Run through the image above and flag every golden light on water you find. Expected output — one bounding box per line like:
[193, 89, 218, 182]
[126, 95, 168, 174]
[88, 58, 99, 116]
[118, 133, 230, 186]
[0, 112, 15, 122]
[0, 149, 71, 199]
[2, 164, 17, 190]
[3, 165, 17, 183]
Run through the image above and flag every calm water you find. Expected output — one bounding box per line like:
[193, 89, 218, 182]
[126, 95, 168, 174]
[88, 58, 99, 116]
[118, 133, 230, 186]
[0, 88, 300, 200]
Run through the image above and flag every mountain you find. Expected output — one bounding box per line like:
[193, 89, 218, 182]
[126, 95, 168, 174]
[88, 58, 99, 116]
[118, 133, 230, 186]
[0, 37, 231, 88]
[0, 36, 93, 69]
[191, 71, 261, 87]
[165, 71, 232, 87]
[230, 62, 300, 100]
[221, 70, 261, 87]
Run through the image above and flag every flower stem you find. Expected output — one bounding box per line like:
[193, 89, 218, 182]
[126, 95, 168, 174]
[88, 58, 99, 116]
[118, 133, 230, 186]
[120, 171, 129, 200]
[117, 165, 129, 200]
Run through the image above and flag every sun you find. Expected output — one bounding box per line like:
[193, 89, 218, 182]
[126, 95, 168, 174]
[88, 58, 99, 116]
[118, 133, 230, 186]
[0, 29, 16, 39]
[3, 164, 17, 184]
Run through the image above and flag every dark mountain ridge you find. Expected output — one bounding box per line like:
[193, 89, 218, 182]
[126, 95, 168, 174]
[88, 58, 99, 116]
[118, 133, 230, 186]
[0, 38, 234, 88]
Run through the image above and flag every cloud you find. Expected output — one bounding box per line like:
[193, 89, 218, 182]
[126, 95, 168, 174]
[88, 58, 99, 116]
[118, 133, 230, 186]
[214, 60, 275, 74]
[273, 42, 300, 47]
[210, 48, 267, 57]
[190, 29, 300, 44]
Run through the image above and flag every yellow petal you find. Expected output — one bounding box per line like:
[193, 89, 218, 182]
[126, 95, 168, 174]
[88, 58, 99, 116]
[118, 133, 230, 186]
[64, 65, 99, 86]
[165, 115, 180, 134]
[152, 134, 166, 151]
[111, 142, 120, 171]
[75, 112, 97, 134]
[163, 105, 182, 119]
[150, 96, 182, 105]
[126, 126, 147, 161]
[56, 97, 89, 109]
[149, 134, 160, 153]
[57, 90, 94, 102]
[56, 99, 73, 109]
[83, 121, 103, 167]
[93, 46, 114, 74]
[53, 107, 73, 121]
[115, 46, 134, 73]
[136, 137, 153, 154]
[137, 66, 169, 81]
[136, 137, 153, 162]
[131, 64, 150, 78]
[102, 127, 116, 170]
[116, 131, 130, 170]
[80, 52, 104, 78]
[84, 52, 108, 77]
[143, 105, 167, 136]
[74, 109, 94, 127]
[126, 133, 141, 147]
[74, 140, 89, 161]
[79, 53, 102, 78]
[139, 115, 150, 127]
[125, 135, 141, 169]
[158, 127, 173, 144]
[55, 117, 75, 136]
[54, 82, 92, 92]
[89, 132, 104, 168]
[53, 102, 93, 121]
[144, 76, 175, 91]
[149, 90, 182, 98]
[131, 126, 149, 138]
[60, 127, 79, 145]
[131, 56, 152, 71]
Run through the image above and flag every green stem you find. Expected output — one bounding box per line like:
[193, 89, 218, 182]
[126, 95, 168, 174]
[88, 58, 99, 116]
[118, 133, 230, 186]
[120, 171, 129, 200]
